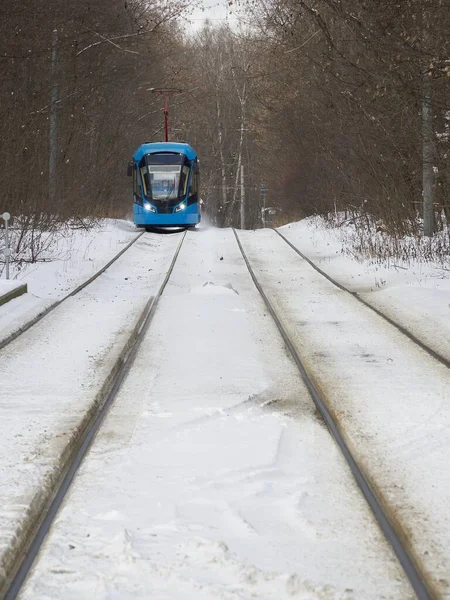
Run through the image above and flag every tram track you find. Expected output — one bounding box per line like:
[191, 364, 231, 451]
[272, 228, 449, 370]
[1, 231, 186, 600]
[0, 230, 145, 352]
[233, 227, 437, 600]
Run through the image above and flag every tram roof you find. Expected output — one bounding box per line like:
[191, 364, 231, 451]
[133, 142, 197, 161]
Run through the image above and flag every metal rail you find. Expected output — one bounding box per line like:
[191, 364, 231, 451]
[0, 230, 146, 352]
[2, 231, 186, 600]
[273, 228, 449, 369]
[233, 228, 436, 600]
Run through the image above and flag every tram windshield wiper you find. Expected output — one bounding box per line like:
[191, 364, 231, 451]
[164, 181, 176, 203]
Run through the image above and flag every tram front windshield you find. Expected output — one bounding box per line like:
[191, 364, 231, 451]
[141, 154, 190, 201]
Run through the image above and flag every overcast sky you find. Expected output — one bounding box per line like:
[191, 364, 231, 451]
[187, 0, 240, 31]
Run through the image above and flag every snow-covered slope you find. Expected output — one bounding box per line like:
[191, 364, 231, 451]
[0, 219, 138, 345]
[280, 218, 450, 363]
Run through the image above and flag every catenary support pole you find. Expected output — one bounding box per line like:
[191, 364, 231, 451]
[2, 212, 11, 279]
[421, 5, 435, 238]
[164, 95, 169, 142]
[49, 29, 58, 202]
[422, 66, 435, 237]
[240, 163, 245, 229]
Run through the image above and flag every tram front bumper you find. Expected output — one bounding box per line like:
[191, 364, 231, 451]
[133, 205, 200, 227]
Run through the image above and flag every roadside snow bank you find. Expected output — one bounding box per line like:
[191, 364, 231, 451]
[0, 219, 138, 346]
[279, 217, 450, 363]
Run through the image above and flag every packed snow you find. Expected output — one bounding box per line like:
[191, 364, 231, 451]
[19, 229, 412, 599]
[0, 218, 448, 599]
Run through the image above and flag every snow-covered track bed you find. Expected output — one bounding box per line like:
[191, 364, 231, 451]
[12, 229, 412, 600]
[274, 228, 450, 369]
[235, 228, 450, 600]
[0, 231, 145, 352]
[0, 232, 185, 599]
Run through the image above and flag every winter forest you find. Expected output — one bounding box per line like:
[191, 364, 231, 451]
[1, 0, 449, 259]
[1, 4, 450, 597]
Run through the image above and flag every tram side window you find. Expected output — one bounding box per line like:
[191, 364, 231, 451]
[189, 169, 197, 197]
[179, 165, 190, 197]
[133, 167, 141, 199]
[140, 167, 149, 196]
[189, 161, 200, 198]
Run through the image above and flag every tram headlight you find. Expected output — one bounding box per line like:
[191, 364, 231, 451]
[144, 203, 156, 212]
[175, 202, 186, 213]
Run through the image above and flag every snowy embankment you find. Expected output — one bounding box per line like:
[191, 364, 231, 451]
[279, 217, 450, 363]
[0, 219, 138, 345]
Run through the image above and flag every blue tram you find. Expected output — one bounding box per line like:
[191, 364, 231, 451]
[128, 142, 201, 228]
